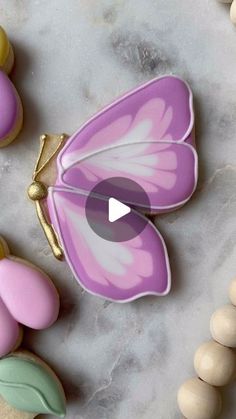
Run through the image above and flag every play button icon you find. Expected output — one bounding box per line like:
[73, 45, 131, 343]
[85, 177, 151, 242]
[108, 198, 131, 223]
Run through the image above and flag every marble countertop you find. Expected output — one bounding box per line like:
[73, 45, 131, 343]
[1, 1, 236, 418]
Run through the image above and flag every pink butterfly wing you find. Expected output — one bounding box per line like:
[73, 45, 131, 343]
[0, 258, 60, 329]
[0, 298, 20, 357]
[47, 188, 170, 302]
[59, 141, 197, 212]
[57, 75, 194, 176]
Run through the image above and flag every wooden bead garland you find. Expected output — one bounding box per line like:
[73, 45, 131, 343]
[217, 0, 236, 24]
[177, 278, 236, 419]
[210, 304, 236, 347]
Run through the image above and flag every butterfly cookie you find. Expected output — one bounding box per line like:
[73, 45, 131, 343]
[28, 76, 198, 302]
[0, 237, 59, 357]
[0, 26, 23, 147]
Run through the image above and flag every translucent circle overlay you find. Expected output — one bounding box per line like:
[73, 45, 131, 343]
[85, 177, 151, 242]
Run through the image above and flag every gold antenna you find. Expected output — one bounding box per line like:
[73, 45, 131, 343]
[0, 236, 9, 260]
[28, 133, 68, 260]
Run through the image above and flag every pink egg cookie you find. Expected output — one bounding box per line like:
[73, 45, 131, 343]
[29, 75, 198, 303]
[0, 237, 60, 357]
[0, 26, 23, 147]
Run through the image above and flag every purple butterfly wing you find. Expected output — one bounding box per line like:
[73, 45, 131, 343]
[57, 75, 194, 176]
[58, 141, 197, 212]
[48, 188, 171, 302]
[56, 75, 197, 213]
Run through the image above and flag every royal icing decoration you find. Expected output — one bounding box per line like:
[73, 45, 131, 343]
[0, 352, 66, 418]
[0, 237, 59, 357]
[0, 26, 23, 148]
[29, 75, 198, 302]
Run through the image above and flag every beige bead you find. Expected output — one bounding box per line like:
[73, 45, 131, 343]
[178, 378, 222, 419]
[194, 340, 236, 386]
[229, 278, 236, 306]
[210, 304, 236, 347]
[230, 0, 236, 24]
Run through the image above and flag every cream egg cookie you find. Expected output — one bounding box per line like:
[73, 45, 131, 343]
[0, 236, 60, 357]
[0, 26, 23, 147]
[0, 351, 66, 418]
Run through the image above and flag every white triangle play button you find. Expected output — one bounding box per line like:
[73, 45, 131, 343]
[108, 197, 131, 223]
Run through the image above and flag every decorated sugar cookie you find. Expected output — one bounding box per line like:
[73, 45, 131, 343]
[0, 237, 59, 357]
[0, 351, 66, 418]
[0, 26, 23, 147]
[28, 75, 198, 302]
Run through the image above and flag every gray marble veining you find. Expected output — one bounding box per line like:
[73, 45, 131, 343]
[0, 1, 236, 418]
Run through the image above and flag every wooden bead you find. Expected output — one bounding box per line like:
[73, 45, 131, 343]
[194, 340, 236, 386]
[229, 278, 236, 306]
[178, 378, 222, 419]
[210, 304, 236, 347]
[230, 0, 236, 24]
